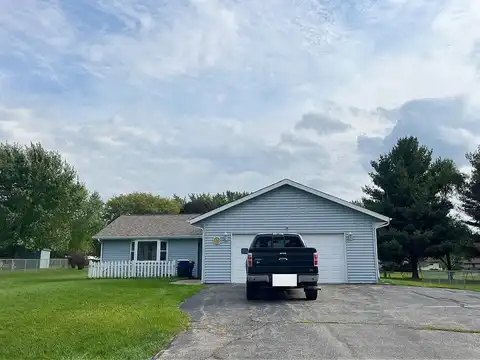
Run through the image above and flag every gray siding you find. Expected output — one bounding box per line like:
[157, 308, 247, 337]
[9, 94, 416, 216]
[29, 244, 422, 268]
[197, 185, 378, 284]
[101, 238, 200, 277]
[101, 240, 130, 261]
[168, 239, 199, 277]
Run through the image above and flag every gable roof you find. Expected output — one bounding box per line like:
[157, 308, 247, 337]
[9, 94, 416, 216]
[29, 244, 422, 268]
[94, 214, 202, 239]
[189, 178, 390, 224]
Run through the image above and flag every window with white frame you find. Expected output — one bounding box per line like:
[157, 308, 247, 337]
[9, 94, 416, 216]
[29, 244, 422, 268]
[130, 241, 135, 261]
[130, 240, 167, 261]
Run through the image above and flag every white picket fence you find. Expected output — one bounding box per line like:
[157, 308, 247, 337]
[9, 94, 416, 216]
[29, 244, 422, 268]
[87, 260, 177, 279]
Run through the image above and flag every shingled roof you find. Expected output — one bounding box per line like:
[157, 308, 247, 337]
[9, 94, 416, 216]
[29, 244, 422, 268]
[94, 214, 202, 238]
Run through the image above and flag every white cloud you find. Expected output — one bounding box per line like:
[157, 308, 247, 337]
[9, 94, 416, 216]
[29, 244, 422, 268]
[0, 0, 479, 202]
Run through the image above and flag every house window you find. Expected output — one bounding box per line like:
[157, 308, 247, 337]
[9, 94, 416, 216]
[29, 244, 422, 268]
[130, 240, 168, 261]
[138, 241, 157, 261]
[159, 241, 167, 261]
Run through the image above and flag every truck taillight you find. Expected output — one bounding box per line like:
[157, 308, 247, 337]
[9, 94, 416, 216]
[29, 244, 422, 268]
[247, 253, 253, 267]
[313, 252, 318, 267]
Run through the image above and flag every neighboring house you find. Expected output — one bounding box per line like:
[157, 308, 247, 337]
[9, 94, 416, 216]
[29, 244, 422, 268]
[420, 262, 442, 271]
[94, 214, 203, 277]
[94, 178, 391, 284]
[462, 257, 480, 270]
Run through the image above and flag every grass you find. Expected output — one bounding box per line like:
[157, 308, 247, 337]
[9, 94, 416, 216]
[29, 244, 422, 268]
[380, 273, 480, 292]
[0, 269, 203, 360]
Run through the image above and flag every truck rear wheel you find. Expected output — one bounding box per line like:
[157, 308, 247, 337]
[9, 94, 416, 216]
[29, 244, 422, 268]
[246, 282, 258, 300]
[305, 289, 318, 300]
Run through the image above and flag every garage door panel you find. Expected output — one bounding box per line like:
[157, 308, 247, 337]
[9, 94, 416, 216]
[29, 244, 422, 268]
[301, 234, 347, 283]
[230, 234, 255, 283]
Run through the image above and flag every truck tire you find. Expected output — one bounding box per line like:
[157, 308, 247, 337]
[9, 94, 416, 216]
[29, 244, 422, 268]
[246, 282, 258, 300]
[305, 289, 318, 301]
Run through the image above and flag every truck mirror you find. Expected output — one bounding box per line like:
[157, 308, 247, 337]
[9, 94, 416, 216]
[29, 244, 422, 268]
[241, 248, 248, 254]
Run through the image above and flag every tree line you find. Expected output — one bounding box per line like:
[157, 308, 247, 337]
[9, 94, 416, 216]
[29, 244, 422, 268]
[1, 137, 480, 275]
[0, 142, 248, 257]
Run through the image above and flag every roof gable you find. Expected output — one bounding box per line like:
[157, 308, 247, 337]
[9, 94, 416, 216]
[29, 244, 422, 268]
[94, 214, 202, 239]
[189, 179, 390, 224]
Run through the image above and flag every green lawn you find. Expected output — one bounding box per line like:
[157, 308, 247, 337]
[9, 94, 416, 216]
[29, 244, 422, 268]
[380, 276, 480, 292]
[0, 270, 203, 360]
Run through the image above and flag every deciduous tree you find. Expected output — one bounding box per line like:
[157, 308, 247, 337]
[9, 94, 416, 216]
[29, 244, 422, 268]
[177, 191, 250, 214]
[104, 192, 181, 223]
[0, 142, 100, 254]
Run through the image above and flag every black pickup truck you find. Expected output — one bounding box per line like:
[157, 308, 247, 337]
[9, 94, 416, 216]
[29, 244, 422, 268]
[241, 233, 319, 300]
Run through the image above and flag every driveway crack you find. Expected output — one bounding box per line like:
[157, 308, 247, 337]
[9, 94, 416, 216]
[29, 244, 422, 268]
[201, 315, 277, 360]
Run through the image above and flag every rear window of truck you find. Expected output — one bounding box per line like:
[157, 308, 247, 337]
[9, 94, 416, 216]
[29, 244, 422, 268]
[251, 234, 304, 248]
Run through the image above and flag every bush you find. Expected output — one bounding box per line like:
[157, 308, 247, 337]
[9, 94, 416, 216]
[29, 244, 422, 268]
[67, 252, 89, 270]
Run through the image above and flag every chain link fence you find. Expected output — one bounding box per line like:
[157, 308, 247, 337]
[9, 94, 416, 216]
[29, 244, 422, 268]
[0, 258, 69, 272]
[382, 269, 480, 286]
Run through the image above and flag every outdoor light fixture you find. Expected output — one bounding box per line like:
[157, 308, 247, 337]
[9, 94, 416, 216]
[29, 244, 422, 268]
[223, 232, 230, 242]
[346, 232, 353, 241]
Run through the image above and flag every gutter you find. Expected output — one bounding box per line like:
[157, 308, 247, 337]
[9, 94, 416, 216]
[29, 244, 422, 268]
[91, 235, 202, 240]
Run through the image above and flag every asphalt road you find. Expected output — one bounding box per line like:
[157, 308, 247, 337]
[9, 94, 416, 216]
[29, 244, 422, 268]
[157, 285, 480, 359]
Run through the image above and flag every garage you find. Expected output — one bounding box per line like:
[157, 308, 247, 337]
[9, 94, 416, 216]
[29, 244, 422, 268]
[230, 233, 347, 284]
[189, 178, 390, 284]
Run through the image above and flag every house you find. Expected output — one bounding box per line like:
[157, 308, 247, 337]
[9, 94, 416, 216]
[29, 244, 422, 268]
[95, 214, 203, 277]
[95, 178, 390, 284]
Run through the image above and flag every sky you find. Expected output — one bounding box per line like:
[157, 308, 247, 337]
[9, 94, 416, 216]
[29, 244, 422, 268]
[1, 0, 480, 201]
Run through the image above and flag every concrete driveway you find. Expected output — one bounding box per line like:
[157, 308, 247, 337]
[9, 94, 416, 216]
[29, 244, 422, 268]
[157, 285, 480, 359]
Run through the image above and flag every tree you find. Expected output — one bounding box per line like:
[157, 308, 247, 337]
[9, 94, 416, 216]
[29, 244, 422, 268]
[178, 191, 249, 214]
[461, 145, 480, 230]
[0, 143, 72, 250]
[427, 216, 475, 275]
[104, 192, 181, 223]
[69, 190, 105, 253]
[362, 137, 464, 279]
[0, 142, 89, 254]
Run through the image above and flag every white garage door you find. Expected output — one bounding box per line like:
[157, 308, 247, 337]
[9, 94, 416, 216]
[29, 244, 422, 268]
[302, 234, 347, 283]
[230, 233, 347, 284]
[230, 234, 256, 283]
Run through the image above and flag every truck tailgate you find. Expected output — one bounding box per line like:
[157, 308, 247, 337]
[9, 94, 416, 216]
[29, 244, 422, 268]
[248, 247, 318, 274]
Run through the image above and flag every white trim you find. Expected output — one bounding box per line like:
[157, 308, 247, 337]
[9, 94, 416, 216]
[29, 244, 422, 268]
[130, 239, 168, 262]
[100, 240, 104, 261]
[189, 178, 390, 224]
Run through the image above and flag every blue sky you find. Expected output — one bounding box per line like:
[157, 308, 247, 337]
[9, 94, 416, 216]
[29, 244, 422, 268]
[1, 0, 480, 200]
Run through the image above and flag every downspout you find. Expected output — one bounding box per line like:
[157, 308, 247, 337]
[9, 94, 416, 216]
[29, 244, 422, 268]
[374, 219, 391, 282]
